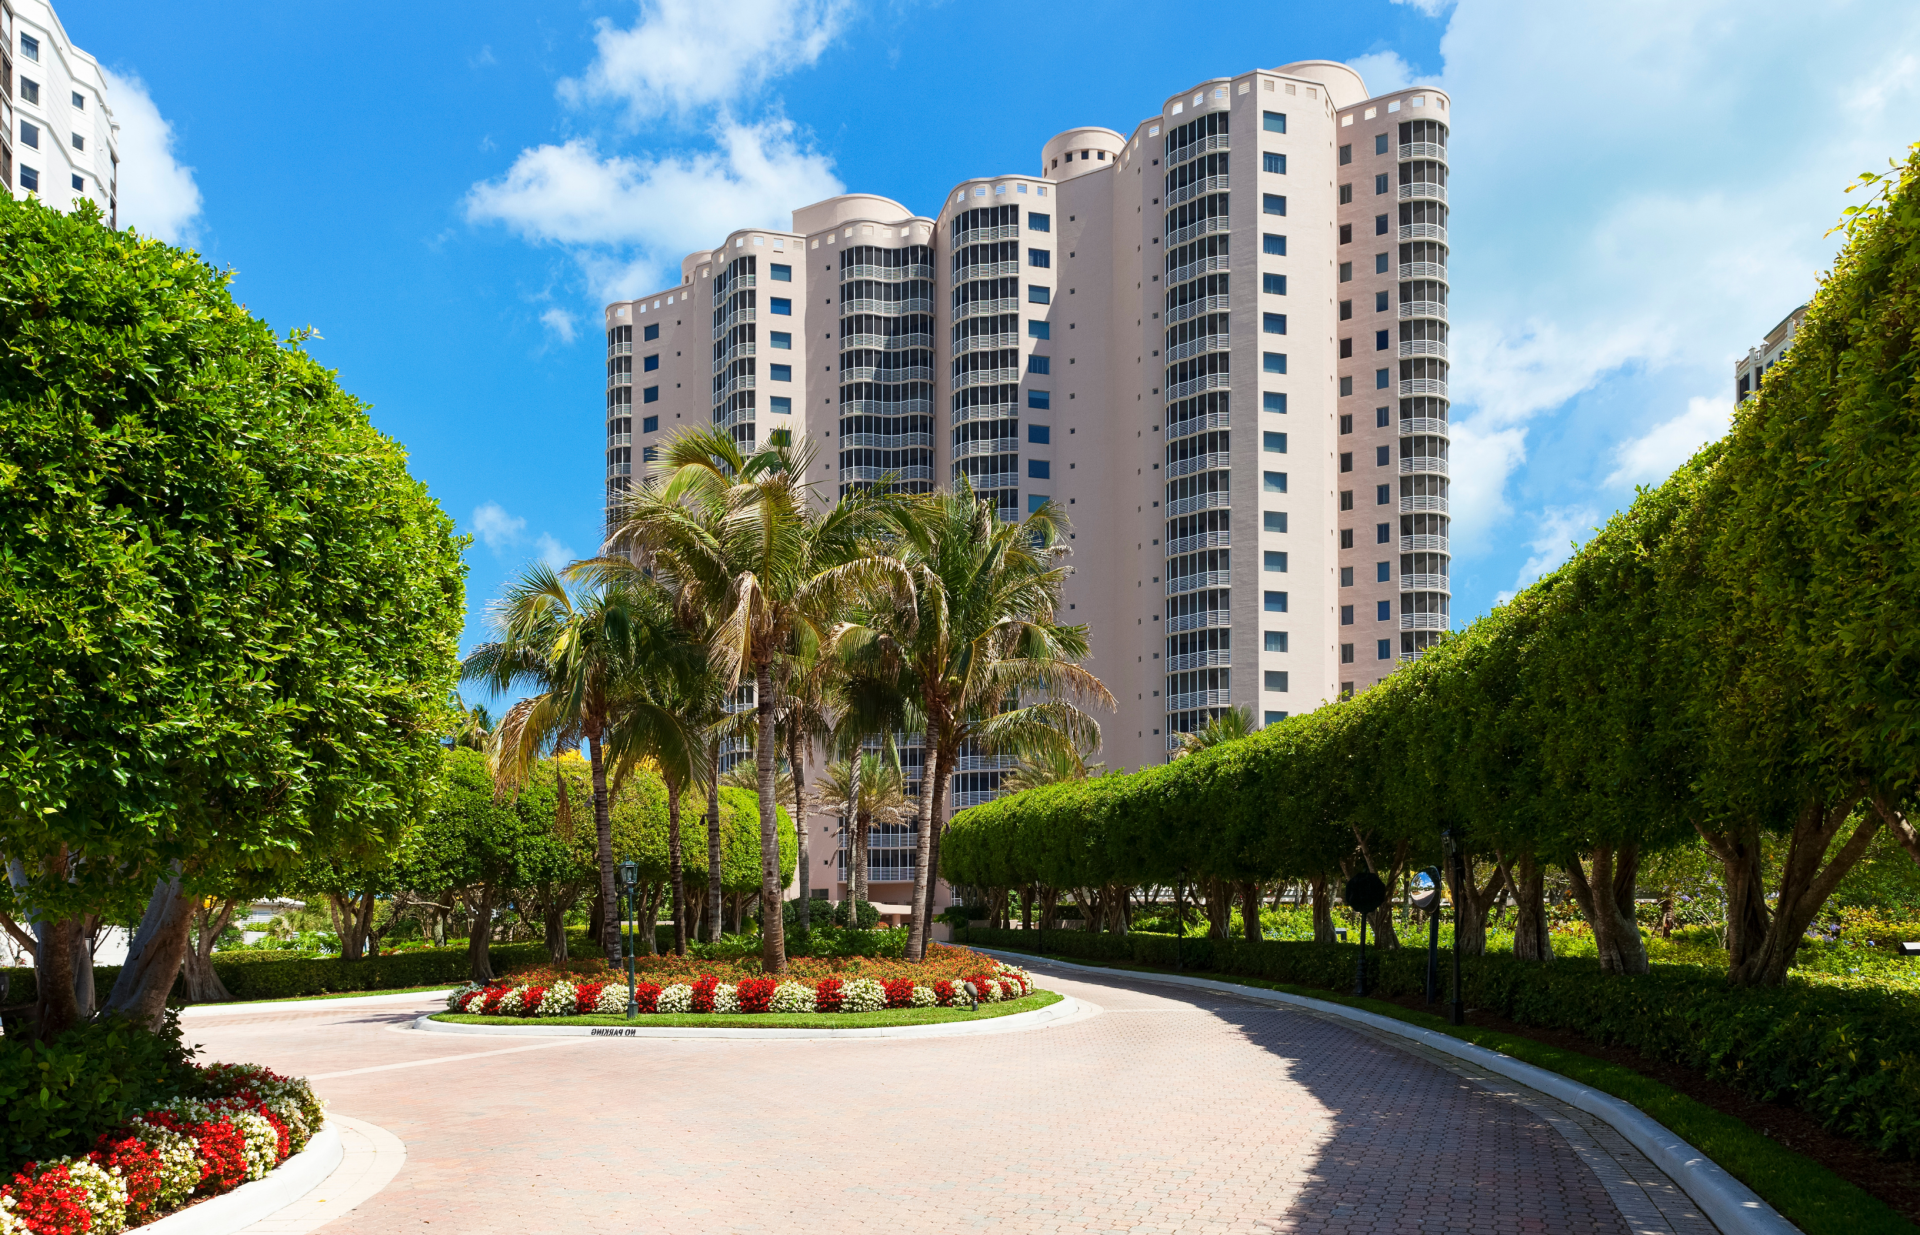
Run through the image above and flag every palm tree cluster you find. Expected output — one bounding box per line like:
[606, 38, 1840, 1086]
[460, 428, 1113, 970]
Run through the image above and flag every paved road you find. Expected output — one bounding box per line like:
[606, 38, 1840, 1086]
[184, 963, 1718, 1234]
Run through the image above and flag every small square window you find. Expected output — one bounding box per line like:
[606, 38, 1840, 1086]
[1265, 710, 1289, 725]
[1339, 414, 1353, 434]
[1028, 424, 1050, 444]
[1376, 290, 1390, 312]
[643, 386, 660, 403]
[18, 166, 37, 192]
[1340, 223, 1353, 245]
[1377, 600, 1392, 622]
[1341, 605, 1354, 625]
[1377, 561, 1392, 583]
[1340, 337, 1354, 359]
[1262, 193, 1287, 216]
[1262, 431, 1286, 453]
[1028, 494, 1050, 513]
[1028, 390, 1050, 409]
[19, 78, 38, 104]
[1263, 511, 1287, 533]
[769, 396, 792, 414]
[1373, 444, 1389, 467]
[1339, 262, 1353, 282]
[1028, 212, 1051, 232]
[20, 33, 39, 61]
[20, 122, 39, 150]
[769, 297, 792, 315]
[1378, 638, 1393, 660]
[1339, 300, 1353, 321]
[72, 92, 85, 110]
[1376, 484, 1391, 505]
[1264, 670, 1289, 692]
[1029, 285, 1051, 304]
[1374, 173, 1390, 194]
[1262, 312, 1287, 335]
[1263, 152, 1286, 174]
[1341, 643, 1355, 664]
[1262, 273, 1286, 295]
[1340, 490, 1354, 511]
[1028, 248, 1051, 268]
[643, 354, 660, 371]
[1375, 252, 1390, 274]
[769, 263, 792, 281]
[1375, 133, 1389, 155]
[770, 331, 792, 349]
[1375, 214, 1389, 236]
[1262, 111, 1287, 133]
[1375, 329, 1390, 351]
[1376, 369, 1391, 389]
[1262, 471, 1287, 493]
[642, 415, 659, 432]
[1262, 233, 1286, 255]
[1376, 522, 1390, 544]
[71, 132, 84, 151]
[1340, 566, 1355, 587]
[1027, 460, 1050, 479]
[1264, 551, 1287, 573]
[71, 174, 85, 191]
[1338, 144, 1352, 165]
[1028, 320, 1050, 339]
[1340, 376, 1354, 397]
[1340, 528, 1355, 549]
[1263, 352, 1286, 374]
[769, 364, 792, 382]
[1376, 406, 1390, 428]
[1339, 183, 1354, 205]
[1263, 591, 1288, 613]
[1263, 392, 1287, 414]
[1264, 630, 1288, 652]
[644, 324, 660, 341]
[1028, 355, 1051, 374]
[1339, 452, 1353, 473]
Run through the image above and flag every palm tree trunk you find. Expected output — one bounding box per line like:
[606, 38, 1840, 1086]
[851, 808, 868, 907]
[667, 779, 687, 957]
[706, 739, 722, 944]
[907, 738, 954, 962]
[923, 805, 950, 941]
[754, 662, 788, 974]
[789, 729, 810, 933]
[588, 730, 618, 958]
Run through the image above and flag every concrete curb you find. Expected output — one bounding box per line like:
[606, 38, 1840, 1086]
[409, 992, 1080, 1040]
[180, 990, 458, 1017]
[978, 948, 1799, 1235]
[138, 1122, 343, 1235]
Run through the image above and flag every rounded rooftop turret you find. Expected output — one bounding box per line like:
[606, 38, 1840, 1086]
[791, 193, 918, 235]
[1041, 127, 1126, 181]
[1273, 60, 1368, 108]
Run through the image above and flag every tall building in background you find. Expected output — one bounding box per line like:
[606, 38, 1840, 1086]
[1735, 303, 1808, 402]
[602, 61, 1455, 908]
[3, 0, 118, 222]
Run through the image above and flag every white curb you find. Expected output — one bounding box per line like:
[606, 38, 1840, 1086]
[410, 993, 1079, 1040]
[180, 989, 458, 1017]
[137, 1122, 342, 1235]
[978, 948, 1800, 1235]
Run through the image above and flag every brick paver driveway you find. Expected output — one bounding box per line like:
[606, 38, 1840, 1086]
[187, 963, 1711, 1234]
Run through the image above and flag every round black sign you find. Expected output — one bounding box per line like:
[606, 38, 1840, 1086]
[1343, 871, 1388, 915]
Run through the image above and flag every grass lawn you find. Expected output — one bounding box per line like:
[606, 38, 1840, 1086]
[431, 989, 1060, 1029]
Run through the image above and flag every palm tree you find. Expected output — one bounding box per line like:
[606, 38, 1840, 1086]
[720, 754, 795, 805]
[609, 427, 910, 972]
[460, 562, 695, 958]
[1000, 743, 1105, 794]
[836, 480, 1117, 961]
[1174, 705, 1257, 757]
[451, 701, 493, 751]
[816, 751, 910, 907]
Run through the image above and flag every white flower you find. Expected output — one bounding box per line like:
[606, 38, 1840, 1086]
[657, 983, 694, 1013]
[39, 1159, 128, 1234]
[713, 984, 739, 1013]
[770, 981, 816, 1013]
[843, 978, 886, 1012]
[495, 988, 524, 1016]
[910, 984, 937, 1008]
[446, 982, 482, 1011]
[233, 1111, 281, 1180]
[594, 983, 632, 1014]
[539, 983, 578, 1017]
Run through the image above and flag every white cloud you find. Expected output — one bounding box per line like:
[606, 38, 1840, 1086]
[1508, 506, 1601, 595]
[1346, 51, 1418, 95]
[560, 0, 852, 120]
[471, 502, 527, 552]
[1604, 396, 1732, 488]
[101, 70, 202, 245]
[540, 307, 578, 343]
[1393, 0, 1452, 14]
[1444, 420, 1527, 553]
[535, 534, 577, 570]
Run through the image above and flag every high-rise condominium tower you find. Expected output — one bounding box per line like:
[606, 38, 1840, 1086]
[602, 61, 1453, 901]
[2, 0, 118, 220]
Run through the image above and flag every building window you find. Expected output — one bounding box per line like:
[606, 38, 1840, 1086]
[1338, 262, 1352, 282]
[1263, 431, 1286, 453]
[1340, 376, 1354, 396]
[1376, 406, 1390, 427]
[1377, 562, 1391, 583]
[1029, 285, 1051, 304]
[20, 34, 39, 61]
[1264, 551, 1287, 572]
[770, 263, 792, 281]
[1340, 223, 1353, 245]
[1263, 152, 1286, 174]
[769, 297, 792, 315]
[1341, 605, 1354, 624]
[1339, 337, 1353, 359]
[1265, 710, 1289, 725]
[1339, 452, 1353, 473]
[1375, 252, 1390, 274]
[1378, 638, 1393, 660]
[1262, 193, 1287, 216]
[1264, 670, 1289, 692]
[1028, 494, 1050, 513]
[769, 396, 792, 414]
[72, 92, 85, 110]
[1377, 600, 1392, 622]
[1340, 566, 1355, 587]
[643, 386, 660, 403]
[1263, 471, 1287, 493]
[1263, 233, 1286, 255]
[1029, 248, 1051, 268]
[1338, 144, 1352, 165]
[1376, 445, 1390, 466]
[1339, 300, 1353, 321]
[642, 446, 658, 463]
[1340, 414, 1353, 434]
[1374, 133, 1389, 155]
[769, 364, 792, 381]
[644, 323, 660, 341]
[1376, 368, 1390, 389]
[1376, 484, 1391, 505]
[1028, 390, 1050, 409]
[70, 132, 84, 151]
[1263, 273, 1286, 295]
[20, 122, 39, 150]
[1264, 631, 1288, 652]
[1262, 312, 1287, 335]
[1374, 173, 1390, 194]
[1375, 290, 1390, 312]
[643, 354, 660, 371]
[1339, 183, 1353, 205]
[1028, 355, 1051, 373]
[1340, 528, 1354, 549]
[1263, 511, 1287, 532]
[1263, 392, 1287, 414]
[1339, 490, 1353, 511]
[71, 174, 85, 191]
[1341, 643, 1355, 664]
[1029, 459, 1052, 479]
[1029, 320, 1050, 339]
[1028, 212, 1051, 232]
[1264, 591, 1288, 612]
[1028, 424, 1050, 443]
[20, 79, 39, 104]
[1375, 213, 1389, 236]
[1375, 330, 1390, 351]
[642, 416, 659, 432]
[1263, 111, 1286, 133]
[1262, 352, 1287, 374]
[1376, 522, 1390, 543]
[770, 331, 792, 348]
[19, 166, 38, 192]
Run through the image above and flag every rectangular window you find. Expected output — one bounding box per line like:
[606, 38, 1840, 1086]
[1378, 638, 1393, 660]
[642, 415, 659, 433]
[1375, 133, 1389, 155]
[769, 396, 793, 414]
[1340, 223, 1353, 245]
[1264, 631, 1288, 652]
[71, 174, 84, 191]
[1375, 213, 1390, 236]
[1376, 522, 1390, 543]
[1377, 600, 1392, 621]
[1338, 144, 1352, 165]
[1376, 444, 1389, 466]
[1377, 562, 1391, 583]
[20, 33, 39, 60]
[1028, 320, 1050, 339]
[1264, 551, 1287, 572]
[1376, 484, 1391, 505]
[1262, 193, 1287, 216]
[1340, 490, 1354, 511]
[770, 263, 792, 281]
[1029, 285, 1051, 304]
[1376, 406, 1390, 428]
[1262, 233, 1287, 255]
[769, 363, 792, 381]
[1028, 424, 1050, 443]
[20, 121, 38, 150]
[1028, 248, 1051, 268]
[1341, 606, 1354, 625]
[1338, 261, 1353, 282]
[1374, 173, 1390, 194]
[1339, 183, 1353, 204]
[1263, 111, 1287, 133]
[1262, 431, 1287, 453]
[1028, 390, 1050, 409]
[1341, 528, 1354, 549]
[642, 446, 658, 463]
[770, 331, 792, 348]
[1028, 494, 1050, 513]
[1263, 511, 1288, 532]
[1262, 352, 1286, 374]
[1028, 212, 1051, 232]
[1262, 273, 1286, 295]
[769, 297, 792, 315]
[643, 354, 660, 371]
[1339, 452, 1353, 473]
[1375, 290, 1390, 312]
[21, 79, 40, 104]
[1263, 471, 1287, 493]
[1375, 329, 1390, 350]
[1375, 252, 1390, 274]
[644, 323, 660, 341]
[1263, 152, 1286, 174]
[72, 92, 85, 110]
[1263, 392, 1288, 414]
[1262, 312, 1287, 335]
[19, 166, 38, 192]
[1341, 643, 1355, 664]
[1264, 670, 1289, 692]
[1376, 368, 1391, 389]
[1340, 414, 1354, 434]
[1339, 337, 1354, 359]
[643, 386, 660, 403]
[1340, 376, 1354, 396]
[1339, 299, 1353, 321]
[1028, 459, 1050, 479]
[1340, 566, 1355, 587]
[1028, 355, 1051, 373]
[1264, 591, 1288, 612]
[1265, 710, 1288, 725]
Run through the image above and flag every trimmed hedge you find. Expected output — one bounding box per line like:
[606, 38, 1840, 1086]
[959, 928, 1920, 1159]
[0, 1011, 197, 1167]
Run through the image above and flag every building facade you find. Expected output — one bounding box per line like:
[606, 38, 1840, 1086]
[3, 0, 117, 221]
[1735, 303, 1808, 402]
[602, 61, 1455, 906]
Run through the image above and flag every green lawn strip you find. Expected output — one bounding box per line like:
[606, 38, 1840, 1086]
[186, 983, 460, 1008]
[988, 949, 1913, 1235]
[431, 989, 1060, 1030]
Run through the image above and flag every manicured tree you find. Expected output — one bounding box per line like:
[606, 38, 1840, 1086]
[510, 755, 600, 963]
[0, 196, 465, 1037]
[397, 749, 531, 983]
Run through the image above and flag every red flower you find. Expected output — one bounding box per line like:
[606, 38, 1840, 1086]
[690, 974, 719, 1013]
[932, 979, 958, 1007]
[735, 977, 777, 1013]
[479, 985, 513, 1016]
[2, 1161, 93, 1234]
[882, 978, 916, 1009]
[139, 1113, 247, 1195]
[577, 981, 604, 1012]
[813, 977, 844, 1011]
[521, 986, 547, 1018]
[632, 981, 662, 1013]
[93, 1131, 165, 1216]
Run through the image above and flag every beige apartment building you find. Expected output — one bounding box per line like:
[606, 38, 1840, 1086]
[601, 61, 1453, 905]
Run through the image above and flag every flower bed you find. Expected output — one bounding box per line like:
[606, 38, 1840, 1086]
[443, 960, 1033, 1020]
[0, 1063, 325, 1234]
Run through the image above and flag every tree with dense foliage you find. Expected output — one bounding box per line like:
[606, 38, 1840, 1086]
[0, 196, 466, 1037]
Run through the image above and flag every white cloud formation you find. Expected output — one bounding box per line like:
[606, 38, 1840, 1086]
[1346, 51, 1418, 95]
[1493, 505, 1601, 606]
[535, 534, 577, 570]
[540, 307, 578, 343]
[560, 0, 852, 120]
[1604, 396, 1732, 489]
[1393, 0, 1452, 15]
[471, 502, 527, 552]
[101, 70, 202, 245]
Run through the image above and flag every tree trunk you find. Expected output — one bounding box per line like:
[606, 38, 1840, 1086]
[71, 915, 97, 1020]
[543, 895, 568, 965]
[1039, 885, 1059, 931]
[182, 900, 237, 1003]
[1448, 856, 1506, 957]
[1726, 793, 1878, 987]
[34, 915, 82, 1041]
[1239, 880, 1261, 942]
[852, 808, 870, 906]
[587, 728, 618, 959]
[102, 872, 197, 1032]
[586, 890, 605, 951]
[924, 807, 951, 942]
[1879, 793, 1919, 865]
[667, 779, 688, 957]
[1310, 874, 1333, 943]
[789, 729, 811, 933]
[1563, 844, 1647, 975]
[1504, 853, 1555, 962]
[1697, 822, 1770, 971]
[753, 662, 788, 972]
[466, 886, 495, 983]
[907, 738, 954, 962]
[706, 742, 723, 944]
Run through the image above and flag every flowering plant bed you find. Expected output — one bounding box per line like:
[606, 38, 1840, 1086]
[437, 960, 1039, 1025]
[1, 1063, 325, 1234]
[436, 988, 1060, 1030]
[485, 941, 1002, 991]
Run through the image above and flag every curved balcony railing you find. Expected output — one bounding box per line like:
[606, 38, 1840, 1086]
[954, 297, 1020, 320]
[1399, 142, 1447, 161]
[607, 432, 632, 448]
[953, 261, 1021, 284]
[1166, 490, 1230, 517]
[716, 274, 758, 293]
[953, 332, 1019, 354]
[1400, 455, 1449, 475]
[717, 374, 756, 399]
[953, 753, 1018, 773]
[955, 469, 1020, 490]
[714, 307, 757, 334]
[841, 464, 934, 483]
[1166, 215, 1231, 247]
[1399, 574, 1450, 592]
[1400, 378, 1448, 397]
[717, 405, 756, 430]
[1166, 688, 1234, 711]
[841, 297, 934, 315]
[609, 341, 633, 357]
[952, 438, 1018, 460]
[1399, 223, 1447, 243]
[1400, 495, 1449, 513]
[1400, 612, 1450, 631]
[846, 365, 934, 383]
[842, 431, 934, 451]
[608, 372, 632, 387]
[1165, 133, 1229, 168]
[1167, 255, 1229, 286]
[1166, 647, 1232, 672]
[1165, 528, 1230, 556]
[1167, 570, 1231, 596]
[1166, 607, 1232, 634]
[1166, 333, 1230, 363]
[1166, 175, 1229, 208]
[953, 224, 1020, 246]
[1399, 301, 1448, 320]
[1166, 451, 1231, 480]
[1399, 182, 1447, 202]
[1166, 372, 1231, 400]
[1399, 262, 1448, 281]
[844, 263, 933, 281]
[1400, 534, 1450, 553]
[606, 461, 632, 478]
[1399, 416, 1450, 436]
[950, 402, 1018, 427]
[715, 342, 757, 368]
[1398, 339, 1447, 359]
[843, 332, 934, 351]
[1167, 294, 1231, 325]
[952, 367, 1021, 390]
[1167, 410, 1230, 440]
[839, 398, 935, 417]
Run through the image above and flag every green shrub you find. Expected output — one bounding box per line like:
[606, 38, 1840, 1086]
[959, 929, 1920, 1158]
[0, 1012, 196, 1169]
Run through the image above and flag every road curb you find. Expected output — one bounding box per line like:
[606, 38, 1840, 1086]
[977, 948, 1799, 1235]
[137, 1122, 342, 1235]
[409, 992, 1080, 1040]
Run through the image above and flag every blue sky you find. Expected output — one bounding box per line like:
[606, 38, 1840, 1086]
[83, 0, 1920, 680]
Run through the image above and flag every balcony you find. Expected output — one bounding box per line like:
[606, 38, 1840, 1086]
[715, 342, 757, 368]
[1400, 495, 1449, 514]
[714, 307, 757, 334]
[1167, 688, 1234, 711]
[1400, 612, 1450, 631]
[953, 753, 1018, 773]
[1399, 301, 1448, 321]
[1400, 378, 1448, 398]
[1166, 607, 1232, 634]
[717, 405, 757, 430]
[1165, 133, 1230, 167]
[844, 263, 933, 281]
[1398, 223, 1447, 243]
[1399, 262, 1448, 282]
[608, 372, 632, 387]
[952, 438, 1017, 460]
[844, 332, 934, 351]
[1167, 409, 1230, 440]
[1400, 455, 1449, 475]
[1166, 215, 1231, 247]
[1166, 175, 1229, 208]
[948, 790, 1003, 811]
[952, 367, 1021, 390]
[1399, 574, 1450, 592]
[1165, 647, 1232, 672]
[718, 274, 757, 291]
[842, 431, 934, 451]
[717, 373, 756, 399]
[953, 261, 1020, 283]
[1165, 528, 1229, 556]
[1167, 255, 1229, 286]
[839, 397, 935, 417]
[957, 469, 1020, 490]
[608, 341, 633, 357]
[846, 365, 934, 383]
[841, 464, 934, 483]
[1398, 182, 1446, 202]
[1166, 451, 1231, 480]
[606, 461, 632, 478]
[1168, 570, 1231, 596]
[1166, 294, 1231, 325]
[1166, 333, 1230, 364]
[1398, 339, 1447, 359]
[1399, 416, 1449, 436]
[841, 297, 934, 315]
[1400, 534, 1450, 553]
[953, 332, 1019, 354]
[953, 223, 1021, 246]
[1166, 490, 1231, 517]
[950, 402, 1019, 427]
[1166, 372, 1231, 400]
[954, 297, 1020, 320]
[607, 432, 632, 448]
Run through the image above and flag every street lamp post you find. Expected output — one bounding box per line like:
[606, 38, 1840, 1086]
[1342, 871, 1387, 997]
[619, 861, 639, 1020]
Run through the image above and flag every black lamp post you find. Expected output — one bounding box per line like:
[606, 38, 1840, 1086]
[1442, 832, 1464, 1026]
[1342, 871, 1387, 996]
[1418, 866, 1442, 1004]
[618, 860, 639, 1019]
